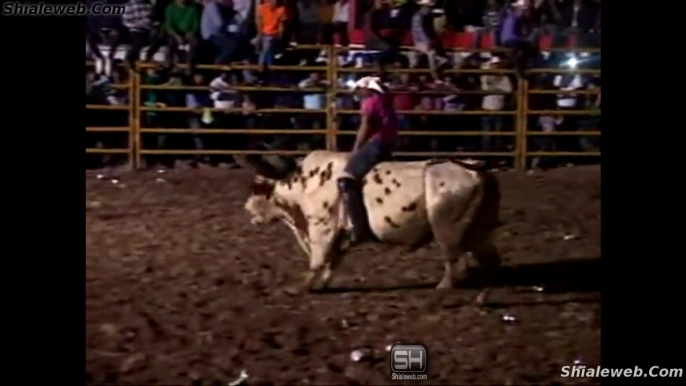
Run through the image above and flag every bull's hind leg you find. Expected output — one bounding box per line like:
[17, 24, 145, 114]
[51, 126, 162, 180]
[471, 240, 501, 305]
[430, 187, 483, 290]
[436, 247, 463, 289]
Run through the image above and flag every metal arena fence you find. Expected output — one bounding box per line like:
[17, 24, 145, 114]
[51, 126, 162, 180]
[86, 45, 600, 170]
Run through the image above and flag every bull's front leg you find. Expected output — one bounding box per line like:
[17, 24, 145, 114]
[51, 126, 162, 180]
[303, 224, 338, 291]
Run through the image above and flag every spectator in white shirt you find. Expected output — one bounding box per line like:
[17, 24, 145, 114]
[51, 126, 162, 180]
[480, 56, 513, 151]
[553, 61, 583, 109]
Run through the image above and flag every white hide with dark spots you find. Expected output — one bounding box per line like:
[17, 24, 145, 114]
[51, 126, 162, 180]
[244, 150, 501, 292]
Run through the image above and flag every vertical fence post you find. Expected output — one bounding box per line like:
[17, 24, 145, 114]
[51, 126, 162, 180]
[514, 75, 523, 170]
[127, 67, 135, 170]
[133, 62, 141, 169]
[517, 76, 529, 170]
[327, 45, 338, 151]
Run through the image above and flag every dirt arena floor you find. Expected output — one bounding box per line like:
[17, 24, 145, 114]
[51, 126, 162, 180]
[86, 164, 601, 385]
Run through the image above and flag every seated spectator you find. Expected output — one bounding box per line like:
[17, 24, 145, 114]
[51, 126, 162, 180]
[201, 0, 249, 65]
[185, 72, 211, 164]
[389, 70, 415, 129]
[314, 0, 335, 64]
[144, 0, 172, 63]
[444, 0, 482, 32]
[482, 0, 502, 35]
[296, 0, 321, 65]
[329, 0, 352, 65]
[364, 0, 408, 73]
[480, 56, 513, 151]
[86, 0, 126, 76]
[416, 74, 440, 111]
[88, 72, 121, 106]
[553, 57, 583, 110]
[165, 0, 201, 73]
[255, 0, 288, 78]
[231, 0, 253, 28]
[141, 67, 165, 128]
[549, 0, 600, 48]
[436, 76, 465, 111]
[210, 73, 240, 109]
[577, 78, 600, 151]
[121, 0, 152, 70]
[410, 0, 449, 80]
[499, 0, 537, 75]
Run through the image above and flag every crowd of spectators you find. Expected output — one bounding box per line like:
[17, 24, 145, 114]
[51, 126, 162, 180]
[86, 0, 601, 169]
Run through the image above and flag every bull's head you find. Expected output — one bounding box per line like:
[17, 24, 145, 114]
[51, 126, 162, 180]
[241, 154, 297, 225]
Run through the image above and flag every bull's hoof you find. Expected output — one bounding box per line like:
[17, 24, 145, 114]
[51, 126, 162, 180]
[474, 290, 489, 306]
[300, 271, 328, 293]
[283, 285, 302, 296]
[435, 278, 454, 290]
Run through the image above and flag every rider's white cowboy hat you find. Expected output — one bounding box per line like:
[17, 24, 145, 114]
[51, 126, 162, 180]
[353, 76, 386, 94]
[416, 0, 436, 6]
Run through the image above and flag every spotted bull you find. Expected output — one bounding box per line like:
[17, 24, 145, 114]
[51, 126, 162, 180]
[243, 150, 501, 300]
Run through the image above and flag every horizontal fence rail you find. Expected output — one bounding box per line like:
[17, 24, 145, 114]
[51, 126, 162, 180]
[85, 61, 135, 165]
[85, 45, 600, 170]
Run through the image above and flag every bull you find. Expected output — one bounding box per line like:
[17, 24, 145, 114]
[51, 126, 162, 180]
[243, 150, 501, 303]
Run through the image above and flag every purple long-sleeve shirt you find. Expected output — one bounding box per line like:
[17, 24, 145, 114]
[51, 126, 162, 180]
[499, 8, 519, 45]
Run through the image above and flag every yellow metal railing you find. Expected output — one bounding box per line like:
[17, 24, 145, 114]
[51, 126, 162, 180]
[85, 61, 135, 167]
[520, 68, 601, 168]
[85, 45, 600, 170]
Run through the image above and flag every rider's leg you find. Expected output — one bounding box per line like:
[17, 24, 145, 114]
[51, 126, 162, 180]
[337, 140, 391, 243]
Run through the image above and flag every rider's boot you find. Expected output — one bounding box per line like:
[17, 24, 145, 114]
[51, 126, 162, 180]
[337, 177, 373, 245]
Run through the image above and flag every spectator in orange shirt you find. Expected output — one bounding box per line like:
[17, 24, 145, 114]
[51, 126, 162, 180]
[256, 0, 287, 70]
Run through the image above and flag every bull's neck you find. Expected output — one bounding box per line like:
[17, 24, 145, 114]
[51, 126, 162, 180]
[270, 179, 308, 235]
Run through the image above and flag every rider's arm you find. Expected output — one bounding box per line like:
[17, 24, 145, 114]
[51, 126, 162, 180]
[353, 114, 371, 152]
